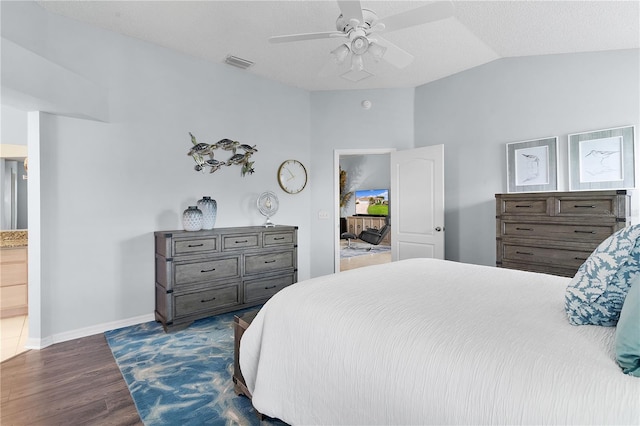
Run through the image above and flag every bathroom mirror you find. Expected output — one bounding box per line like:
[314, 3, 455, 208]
[1, 144, 28, 230]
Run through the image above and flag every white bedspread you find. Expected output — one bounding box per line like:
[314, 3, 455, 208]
[240, 259, 640, 425]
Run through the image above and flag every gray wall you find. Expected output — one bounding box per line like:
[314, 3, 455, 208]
[415, 49, 640, 267]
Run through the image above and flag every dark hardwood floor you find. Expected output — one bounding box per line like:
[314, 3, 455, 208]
[1, 333, 141, 425]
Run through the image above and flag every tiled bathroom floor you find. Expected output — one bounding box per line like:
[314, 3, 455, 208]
[1, 315, 29, 362]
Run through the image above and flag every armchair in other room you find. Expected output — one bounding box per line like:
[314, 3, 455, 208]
[341, 216, 390, 249]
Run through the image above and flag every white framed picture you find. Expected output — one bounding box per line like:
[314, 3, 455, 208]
[506, 137, 558, 193]
[569, 126, 635, 190]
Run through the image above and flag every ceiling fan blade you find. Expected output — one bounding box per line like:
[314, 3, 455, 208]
[269, 31, 345, 44]
[371, 36, 414, 69]
[337, 0, 364, 25]
[376, 1, 454, 33]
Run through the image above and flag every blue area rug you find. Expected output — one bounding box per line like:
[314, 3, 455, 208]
[105, 309, 282, 425]
[340, 244, 391, 259]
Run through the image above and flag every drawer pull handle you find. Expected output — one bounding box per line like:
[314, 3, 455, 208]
[515, 227, 533, 231]
[274, 237, 285, 240]
[574, 205, 596, 208]
[201, 297, 216, 303]
[574, 257, 588, 261]
[201, 268, 216, 273]
[264, 285, 277, 290]
[235, 240, 248, 243]
[515, 251, 534, 256]
[188, 243, 204, 247]
[264, 260, 277, 264]
[574, 230, 596, 234]
[515, 205, 533, 208]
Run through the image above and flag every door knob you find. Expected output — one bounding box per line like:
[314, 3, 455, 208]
[435, 227, 442, 232]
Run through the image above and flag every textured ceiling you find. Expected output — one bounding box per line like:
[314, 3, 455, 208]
[37, 1, 640, 91]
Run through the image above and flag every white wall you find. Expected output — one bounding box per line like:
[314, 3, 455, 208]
[2, 1, 312, 341]
[415, 49, 640, 267]
[2, 105, 28, 144]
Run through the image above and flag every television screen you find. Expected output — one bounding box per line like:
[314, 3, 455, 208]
[354, 189, 389, 216]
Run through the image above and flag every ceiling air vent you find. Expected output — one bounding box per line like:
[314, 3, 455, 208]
[224, 55, 253, 70]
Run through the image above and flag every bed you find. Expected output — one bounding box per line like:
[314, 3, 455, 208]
[239, 258, 640, 425]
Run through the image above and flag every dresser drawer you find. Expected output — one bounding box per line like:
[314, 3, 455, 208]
[245, 251, 295, 274]
[499, 260, 579, 278]
[501, 222, 617, 243]
[175, 284, 240, 317]
[501, 243, 590, 269]
[264, 231, 295, 247]
[222, 234, 259, 251]
[500, 198, 549, 215]
[174, 237, 218, 255]
[244, 273, 296, 304]
[556, 197, 618, 217]
[175, 257, 239, 285]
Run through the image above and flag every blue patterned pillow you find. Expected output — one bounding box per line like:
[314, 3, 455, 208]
[565, 224, 640, 326]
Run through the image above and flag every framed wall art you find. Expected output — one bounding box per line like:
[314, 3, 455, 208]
[506, 136, 558, 193]
[568, 125, 635, 191]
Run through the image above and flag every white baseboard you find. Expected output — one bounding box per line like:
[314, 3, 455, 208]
[25, 313, 156, 350]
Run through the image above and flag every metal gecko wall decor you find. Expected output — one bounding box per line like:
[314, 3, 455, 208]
[187, 132, 258, 176]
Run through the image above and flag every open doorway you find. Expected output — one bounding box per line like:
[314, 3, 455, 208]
[334, 149, 394, 272]
[0, 129, 30, 360]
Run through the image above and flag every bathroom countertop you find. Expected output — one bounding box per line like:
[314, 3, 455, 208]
[0, 230, 28, 248]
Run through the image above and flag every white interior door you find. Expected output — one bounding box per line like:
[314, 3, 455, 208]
[390, 145, 445, 260]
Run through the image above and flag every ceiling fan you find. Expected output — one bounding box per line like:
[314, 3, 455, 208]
[268, 1, 455, 82]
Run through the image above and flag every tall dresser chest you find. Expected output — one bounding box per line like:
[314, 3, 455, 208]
[496, 190, 630, 277]
[155, 225, 297, 331]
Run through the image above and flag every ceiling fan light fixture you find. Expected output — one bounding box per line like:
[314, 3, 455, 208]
[350, 35, 369, 55]
[350, 53, 364, 72]
[368, 42, 387, 62]
[330, 44, 350, 64]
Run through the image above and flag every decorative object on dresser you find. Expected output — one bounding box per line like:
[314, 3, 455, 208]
[496, 190, 630, 277]
[155, 225, 297, 331]
[187, 132, 257, 176]
[506, 136, 558, 193]
[197, 196, 217, 230]
[568, 125, 635, 191]
[181, 205, 203, 231]
[257, 191, 279, 227]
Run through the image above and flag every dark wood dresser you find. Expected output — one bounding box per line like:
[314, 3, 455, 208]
[155, 225, 297, 331]
[496, 190, 630, 277]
